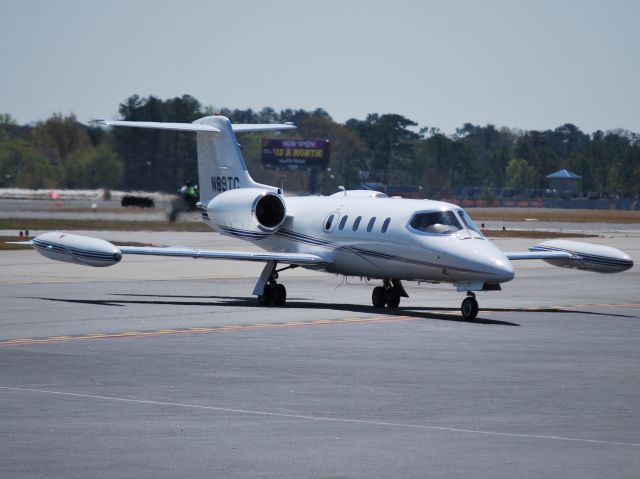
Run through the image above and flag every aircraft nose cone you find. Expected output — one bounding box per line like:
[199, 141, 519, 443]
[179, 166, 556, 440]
[459, 241, 515, 283]
[490, 254, 515, 282]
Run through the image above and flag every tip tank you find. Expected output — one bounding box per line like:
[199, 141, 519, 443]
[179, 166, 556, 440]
[31, 232, 122, 267]
[529, 239, 633, 273]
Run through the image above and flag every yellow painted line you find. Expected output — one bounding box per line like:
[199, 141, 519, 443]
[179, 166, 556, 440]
[12, 303, 636, 349]
[0, 314, 420, 347]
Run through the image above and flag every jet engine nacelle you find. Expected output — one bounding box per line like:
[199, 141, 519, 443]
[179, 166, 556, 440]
[206, 188, 287, 239]
[32, 232, 122, 267]
[530, 239, 633, 273]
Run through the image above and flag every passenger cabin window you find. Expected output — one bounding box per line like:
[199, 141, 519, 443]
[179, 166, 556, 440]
[381, 217, 391, 233]
[367, 217, 376, 232]
[352, 216, 362, 231]
[324, 213, 337, 232]
[409, 211, 462, 235]
[338, 215, 349, 231]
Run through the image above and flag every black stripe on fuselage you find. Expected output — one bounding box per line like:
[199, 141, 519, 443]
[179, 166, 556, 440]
[217, 225, 270, 240]
[273, 229, 489, 275]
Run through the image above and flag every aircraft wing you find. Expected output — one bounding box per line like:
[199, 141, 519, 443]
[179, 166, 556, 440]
[118, 246, 328, 265]
[12, 232, 330, 268]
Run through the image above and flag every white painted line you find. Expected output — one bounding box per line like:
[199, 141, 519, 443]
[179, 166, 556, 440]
[1, 386, 637, 448]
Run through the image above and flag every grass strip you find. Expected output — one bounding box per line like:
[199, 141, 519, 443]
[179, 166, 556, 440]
[0, 218, 209, 232]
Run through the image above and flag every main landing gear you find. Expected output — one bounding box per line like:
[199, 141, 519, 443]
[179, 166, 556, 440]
[255, 261, 295, 307]
[371, 279, 408, 309]
[258, 280, 286, 307]
[461, 292, 479, 321]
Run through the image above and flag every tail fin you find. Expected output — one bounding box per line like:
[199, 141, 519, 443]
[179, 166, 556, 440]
[91, 116, 295, 201]
[194, 116, 275, 200]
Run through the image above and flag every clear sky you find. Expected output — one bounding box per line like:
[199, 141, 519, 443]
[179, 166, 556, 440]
[1, 0, 638, 133]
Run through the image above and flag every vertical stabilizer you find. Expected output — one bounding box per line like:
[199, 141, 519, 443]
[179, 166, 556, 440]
[193, 116, 276, 201]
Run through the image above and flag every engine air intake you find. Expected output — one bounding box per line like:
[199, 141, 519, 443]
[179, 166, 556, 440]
[255, 193, 286, 229]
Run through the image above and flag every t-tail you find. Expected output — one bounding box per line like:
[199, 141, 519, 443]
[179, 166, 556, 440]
[193, 116, 278, 201]
[91, 115, 296, 202]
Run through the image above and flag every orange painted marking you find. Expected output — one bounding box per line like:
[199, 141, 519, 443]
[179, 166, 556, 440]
[0, 315, 416, 348]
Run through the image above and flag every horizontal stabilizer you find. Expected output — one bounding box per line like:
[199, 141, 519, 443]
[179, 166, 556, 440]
[90, 118, 296, 134]
[232, 123, 296, 133]
[90, 119, 220, 132]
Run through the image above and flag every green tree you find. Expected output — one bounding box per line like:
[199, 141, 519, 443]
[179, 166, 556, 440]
[0, 137, 58, 188]
[346, 114, 419, 186]
[0, 113, 17, 125]
[116, 95, 201, 191]
[506, 158, 536, 189]
[28, 113, 91, 164]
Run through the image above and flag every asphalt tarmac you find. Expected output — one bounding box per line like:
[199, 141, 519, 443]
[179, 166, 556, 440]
[1, 233, 639, 478]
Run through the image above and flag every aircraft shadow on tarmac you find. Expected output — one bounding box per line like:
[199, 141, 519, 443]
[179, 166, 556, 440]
[26, 294, 519, 326]
[22, 293, 636, 326]
[26, 292, 639, 326]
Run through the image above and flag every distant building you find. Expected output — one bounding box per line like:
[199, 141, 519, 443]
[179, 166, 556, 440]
[547, 169, 581, 194]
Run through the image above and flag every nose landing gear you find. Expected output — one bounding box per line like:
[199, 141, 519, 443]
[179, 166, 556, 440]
[461, 292, 479, 320]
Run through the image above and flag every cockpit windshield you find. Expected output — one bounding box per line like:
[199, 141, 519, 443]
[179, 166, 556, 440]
[457, 209, 483, 237]
[409, 210, 463, 235]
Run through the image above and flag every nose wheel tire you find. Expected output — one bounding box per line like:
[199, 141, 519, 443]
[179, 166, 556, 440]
[461, 296, 479, 320]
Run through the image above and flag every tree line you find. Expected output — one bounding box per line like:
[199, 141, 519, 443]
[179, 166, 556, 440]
[1, 95, 639, 197]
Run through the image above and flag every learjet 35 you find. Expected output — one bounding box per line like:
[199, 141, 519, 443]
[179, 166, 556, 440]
[15, 116, 634, 320]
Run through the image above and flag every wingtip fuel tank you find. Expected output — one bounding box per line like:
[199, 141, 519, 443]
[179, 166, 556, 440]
[31, 232, 122, 267]
[530, 239, 633, 273]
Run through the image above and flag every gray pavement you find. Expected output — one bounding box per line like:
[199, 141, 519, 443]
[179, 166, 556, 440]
[0, 233, 639, 478]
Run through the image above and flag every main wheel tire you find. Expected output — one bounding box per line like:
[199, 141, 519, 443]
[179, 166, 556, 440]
[258, 284, 273, 306]
[272, 284, 287, 307]
[386, 288, 401, 308]
[461, 296, 479, 320]
[372, 286, 386, 308]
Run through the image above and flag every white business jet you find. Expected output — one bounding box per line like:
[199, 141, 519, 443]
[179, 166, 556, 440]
[17, 116, 634, 320]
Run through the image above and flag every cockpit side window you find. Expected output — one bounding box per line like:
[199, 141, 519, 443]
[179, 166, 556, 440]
[458, 209, 483, 236]
[409, 211, 463, 235]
